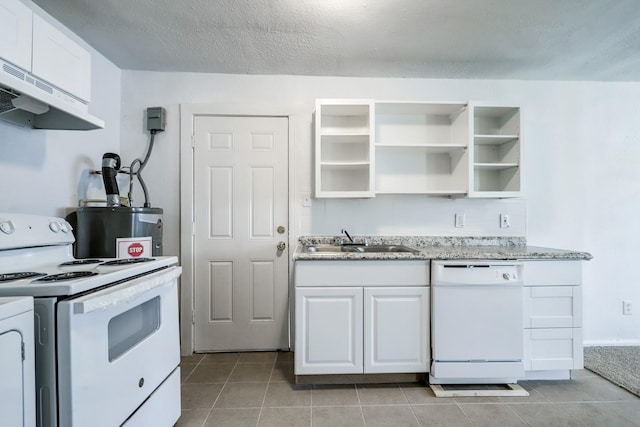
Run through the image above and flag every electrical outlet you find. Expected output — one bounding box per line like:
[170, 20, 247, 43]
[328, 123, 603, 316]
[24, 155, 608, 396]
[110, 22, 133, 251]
[623, 300, 632, 315]
[302, 192, 312, 207]
[500, 214, 510, 228]
[455, 213, 465, 228]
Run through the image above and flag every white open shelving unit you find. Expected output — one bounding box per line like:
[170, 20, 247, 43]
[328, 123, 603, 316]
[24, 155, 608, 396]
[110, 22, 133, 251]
[314, 99, 522, 199]
[315, 100, 375, 198]
[470, 105, 522, 198]
[375, 101, 469, 195]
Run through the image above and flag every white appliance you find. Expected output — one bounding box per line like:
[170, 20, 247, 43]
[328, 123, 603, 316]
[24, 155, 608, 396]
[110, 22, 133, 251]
[0, 213, 181, 427]
[430, 260, 524, 384]
[0, 296, 35, 427]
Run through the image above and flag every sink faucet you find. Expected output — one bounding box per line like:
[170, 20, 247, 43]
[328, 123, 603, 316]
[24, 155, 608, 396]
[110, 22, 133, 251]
[340, 229, 367, 246]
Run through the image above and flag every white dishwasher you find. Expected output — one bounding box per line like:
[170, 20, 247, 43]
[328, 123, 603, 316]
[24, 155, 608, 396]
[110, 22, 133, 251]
[430, 260, 524, 384]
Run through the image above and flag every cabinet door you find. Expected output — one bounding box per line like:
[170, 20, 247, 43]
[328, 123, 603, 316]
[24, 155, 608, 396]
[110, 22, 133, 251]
[0, 0, 32, 71]
[363, 287, 429, 373]
[295, 287, 363, 375]
[524, 328, 583, 371]
[32, 14, 91, 102]
[0, 331, 24, 427]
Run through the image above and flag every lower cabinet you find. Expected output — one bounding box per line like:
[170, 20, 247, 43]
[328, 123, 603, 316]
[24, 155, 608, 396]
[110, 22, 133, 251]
[523, 260, 583, 372]
[295, 287, 363, 374]
[295, 286, 429, 375]
[364, 287, 430, 373]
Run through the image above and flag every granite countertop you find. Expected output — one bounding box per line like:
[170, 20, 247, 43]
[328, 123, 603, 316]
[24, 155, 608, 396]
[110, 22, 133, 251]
[293, 236, 593, 261]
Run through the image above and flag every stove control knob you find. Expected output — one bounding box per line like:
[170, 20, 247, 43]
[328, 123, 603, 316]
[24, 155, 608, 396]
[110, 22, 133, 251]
[60, 222, 72, 233]
[49, 222, 61, 233]
[0, 220, 15, 235]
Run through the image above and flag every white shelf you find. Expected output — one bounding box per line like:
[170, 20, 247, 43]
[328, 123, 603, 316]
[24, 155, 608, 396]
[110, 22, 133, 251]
[376, 143, 467, 154]
[375, 101, 466, 116]
[320, 130, 370, 137]
[474, 135, 519, 145]
[376, 189, 467, 195]
[320, 161, 371, 167]
[474, 162, 519, 170]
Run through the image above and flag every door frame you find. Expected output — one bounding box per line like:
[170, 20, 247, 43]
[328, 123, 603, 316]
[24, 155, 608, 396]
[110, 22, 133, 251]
[179, 104, 305, 355]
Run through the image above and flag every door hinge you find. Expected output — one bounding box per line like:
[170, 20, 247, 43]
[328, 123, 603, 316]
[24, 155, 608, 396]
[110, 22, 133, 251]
[21, 342, 25, 361]
[191, 134, 195, 148]
[192, 221, 196, 236]
[191, 310, 195, 324]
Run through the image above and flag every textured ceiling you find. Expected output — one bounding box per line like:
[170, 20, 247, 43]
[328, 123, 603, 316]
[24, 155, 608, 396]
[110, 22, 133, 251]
[31, 0, 640, 81]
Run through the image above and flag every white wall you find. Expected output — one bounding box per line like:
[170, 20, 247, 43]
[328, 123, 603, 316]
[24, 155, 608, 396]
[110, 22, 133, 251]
[120, 71, 640, 345]
[0, 1, 122, 218]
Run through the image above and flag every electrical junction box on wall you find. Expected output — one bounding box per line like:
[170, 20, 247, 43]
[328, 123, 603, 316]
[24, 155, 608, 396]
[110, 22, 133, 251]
[146, 107, 166, 132]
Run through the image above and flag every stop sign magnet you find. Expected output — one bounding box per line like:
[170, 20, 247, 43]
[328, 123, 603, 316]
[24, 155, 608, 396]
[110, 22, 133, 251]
[116, 236, 152, 258]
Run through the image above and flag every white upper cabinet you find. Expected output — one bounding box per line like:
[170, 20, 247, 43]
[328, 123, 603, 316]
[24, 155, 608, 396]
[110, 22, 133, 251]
[0, 0, 33, 71]
[375, 102, 469, 195]
[315, 99, 375, 198]
[32, 14, 91, 102]
[469, 104, 522, 198]
[0, 0, 92, 103]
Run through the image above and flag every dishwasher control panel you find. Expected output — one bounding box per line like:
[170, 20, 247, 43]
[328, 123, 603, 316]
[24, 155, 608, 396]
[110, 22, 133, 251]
[499, 270, 518, 281]
[432, 261, 524, 286]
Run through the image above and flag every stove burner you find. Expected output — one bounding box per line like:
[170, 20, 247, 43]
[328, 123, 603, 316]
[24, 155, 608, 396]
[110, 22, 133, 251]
[33, 271, 99, 282]
[58, 259, 104, 267]
[0, 272, 47, 282]
[100, 258, 154, 266]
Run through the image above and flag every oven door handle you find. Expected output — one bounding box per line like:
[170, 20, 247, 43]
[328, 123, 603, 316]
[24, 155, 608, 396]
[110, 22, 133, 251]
[71, 266, 182, 314]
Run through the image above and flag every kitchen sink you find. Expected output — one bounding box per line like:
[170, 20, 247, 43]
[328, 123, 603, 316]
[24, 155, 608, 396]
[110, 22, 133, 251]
[304, 244, 420, 254]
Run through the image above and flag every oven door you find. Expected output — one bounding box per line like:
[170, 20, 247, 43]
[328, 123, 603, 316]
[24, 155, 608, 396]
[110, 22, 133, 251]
[56, 267, 181, 427]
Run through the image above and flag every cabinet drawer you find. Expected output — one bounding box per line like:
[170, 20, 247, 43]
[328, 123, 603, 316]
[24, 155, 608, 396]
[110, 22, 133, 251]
[295, 260, 429, 287]
[524, 261, 582, 286]
[524, 328, 583, 371]
[523, 286, 582, 328]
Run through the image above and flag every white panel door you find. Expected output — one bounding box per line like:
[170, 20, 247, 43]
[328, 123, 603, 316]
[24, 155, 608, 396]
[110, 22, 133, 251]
[295, 287, 363, 374]
[0, 0, 32, 71]
[364, 287, 429, 373]
[194, 116, 289, 351]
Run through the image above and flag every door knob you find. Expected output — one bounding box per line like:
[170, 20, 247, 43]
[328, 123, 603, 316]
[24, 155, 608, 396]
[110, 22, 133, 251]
[277, 241, 286, 251]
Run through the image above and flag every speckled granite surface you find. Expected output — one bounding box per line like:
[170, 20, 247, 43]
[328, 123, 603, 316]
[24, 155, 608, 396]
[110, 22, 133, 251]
[294, 236, 592, 261]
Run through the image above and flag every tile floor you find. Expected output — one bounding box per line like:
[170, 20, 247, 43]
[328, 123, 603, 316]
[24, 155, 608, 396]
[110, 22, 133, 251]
[178, 352, 640, 427]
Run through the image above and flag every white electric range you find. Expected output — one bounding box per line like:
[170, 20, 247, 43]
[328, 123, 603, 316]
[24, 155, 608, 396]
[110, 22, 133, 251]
[0, 212, 182, 427]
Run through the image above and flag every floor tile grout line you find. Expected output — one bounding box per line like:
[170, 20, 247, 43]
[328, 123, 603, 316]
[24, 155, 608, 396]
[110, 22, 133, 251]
[503, 401, 534, 427]
[401, 383, 427, 427]
[256, 355, 276, 427]
[353, 384, 367, 427]
[199, 355, 240, 426]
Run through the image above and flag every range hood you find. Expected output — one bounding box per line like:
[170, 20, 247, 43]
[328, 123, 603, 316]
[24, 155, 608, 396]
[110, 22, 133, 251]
[0, 58, 104, 130]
